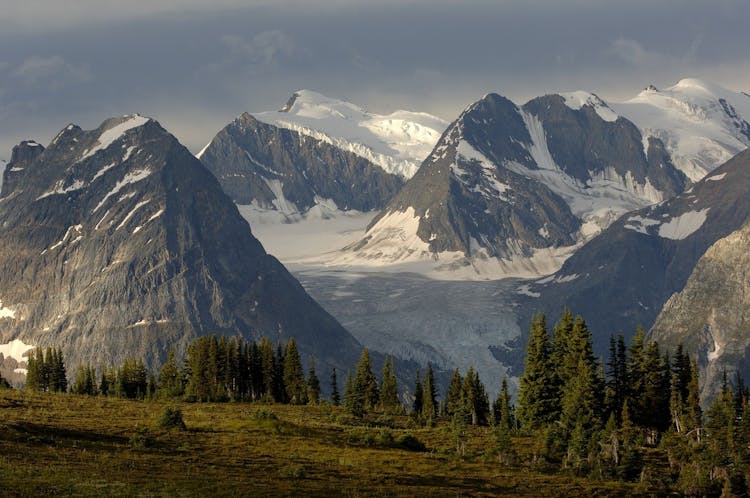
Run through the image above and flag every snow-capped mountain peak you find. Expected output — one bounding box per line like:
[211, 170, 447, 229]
[613, 78, 750, 181]
[559, 91, 619, 122]
[252, 90, 448, 179]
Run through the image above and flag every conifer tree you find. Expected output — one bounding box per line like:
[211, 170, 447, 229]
[353, 349, 378, 411]
[99, 367, 111, 397]
[330, 367, 341, 406]
[283, 338, 307, 404]
[306, 356, 321, 405]
[551, 308, 575, 384]
[379, 358, 400, 413]
[685, 358, 702, 434]
[445, 368, 463, 417]
[463, 367, 490, 426]
[273, 343, 286, 403]
[185, 337, 211, 401]
[344, 370, 362, 416]
[605, 335, 628, 422]
[259, 338, 276, 402]
[412, 370, 423, 417]
[493, 374, 514, 431]
[50, 348, 67, 393]
[158, 348, 183, 399]
[24, 348, 42, 392]
[518, 313, 558, 430]
[422, 364, 437, 420]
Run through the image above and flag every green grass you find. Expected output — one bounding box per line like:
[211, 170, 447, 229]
[0, 390, 650, 497]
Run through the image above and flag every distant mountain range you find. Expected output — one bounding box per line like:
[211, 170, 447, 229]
[329, 80, 747, 277]
[198, 90, 447, 224]
[0, 115, 364, 377]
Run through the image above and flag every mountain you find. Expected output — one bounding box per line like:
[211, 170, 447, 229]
[650, 217, 750, 401]
[613, 78, 750, 182]
[0, 115, 364, 374]
[336, 91, 687, 277]
[198, 90, 447, 223]
[521, 148, 750, 356]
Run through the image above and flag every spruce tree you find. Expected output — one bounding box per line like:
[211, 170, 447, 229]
[463, 367, 490, 426]
[493, 374, 513, 431]
[422, 364, 437, 420]
[445, 369, 463, 417]
[307, 356, 321, 405]
[353, 349, 378, 411]
[24, 348, 42, 392]
[273, 343, 286, 403]
[259, 338, 276, 402]
[283, 338, 307, 404]
[517, 312, 558, 430]
[412, 370, 423, 417]
[379, 358, 400, 413]
[330, 367, 341, 406]
[684, 358, 702, 434]
[158, 348, 183, 399]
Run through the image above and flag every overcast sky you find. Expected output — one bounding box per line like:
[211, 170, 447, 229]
[1, 0, 748, 157]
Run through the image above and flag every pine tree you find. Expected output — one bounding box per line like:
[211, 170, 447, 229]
[422, 364, 437, 420]
[685, 358, 702, 434]
[24, 347, 42, 392]
[330, 368, 341, 406]
[283, 338, 307, 405]
[158, 348, 183, 399]
[463, 367, 490, 426]
[353, 349, 378, 411]
[273, 343, 286, 403]
[604, 335, 628, 422]
[259, 337, 276, 402]
[306, 356, 321, 405]
[344, 370, 362, 416]
[50, 348, 67, 393]
[412, 370, 423, 417]
[518, 312, 558, 430]
[551, 308, 575, 384]
[493, 374, 514, 431]
[444, 368, 463, 417]
[379, 358, 400, 413]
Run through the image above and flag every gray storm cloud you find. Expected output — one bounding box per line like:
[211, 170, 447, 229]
[0, 0, 747, 157]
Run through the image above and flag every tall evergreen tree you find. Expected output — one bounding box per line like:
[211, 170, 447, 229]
[463, 367, 490, 426]
[412, 370, 423, 417]
[307, 356, 321, 405]
[422, 364, 437, 420]
[330, 367, 341, 406]
[493, 374, 514, 430]
[158, 348, 183, 399]
[283, 338, 307, 405]
[605, 334, 628, 422]
[444, 369, 463, 417]
[273, 343, 286, 403]
[353, 349, 378, 411]
[517, 312, 558, 430]
[259, 338, 276, 402]
[24, 348, 42, 392]
[379, 358, 400, 413]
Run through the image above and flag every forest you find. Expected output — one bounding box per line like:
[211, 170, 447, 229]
[3, 309, 749, 497]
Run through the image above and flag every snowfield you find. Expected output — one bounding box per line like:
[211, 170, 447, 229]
[247, 90, 448, 179]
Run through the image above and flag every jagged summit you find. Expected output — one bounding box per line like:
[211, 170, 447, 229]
[0, 115, 363, 375]
[333, 89, 686, 278]
[614, 77, 750, 181]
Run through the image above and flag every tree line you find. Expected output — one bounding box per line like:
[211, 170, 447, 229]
[515, 309, 750, 495]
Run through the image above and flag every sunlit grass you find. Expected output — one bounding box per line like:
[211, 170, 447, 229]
[0, 390, 647, 496]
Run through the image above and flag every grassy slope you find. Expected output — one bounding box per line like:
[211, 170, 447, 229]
[0, 390, 646, 497]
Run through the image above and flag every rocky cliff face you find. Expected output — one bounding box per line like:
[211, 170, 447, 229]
[198, 112, 403, 220]
[336, 91, 687, 277]
[651, 219, 750, 401]
[521, 148, 750, 356]
[0, 115, 363, 374]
